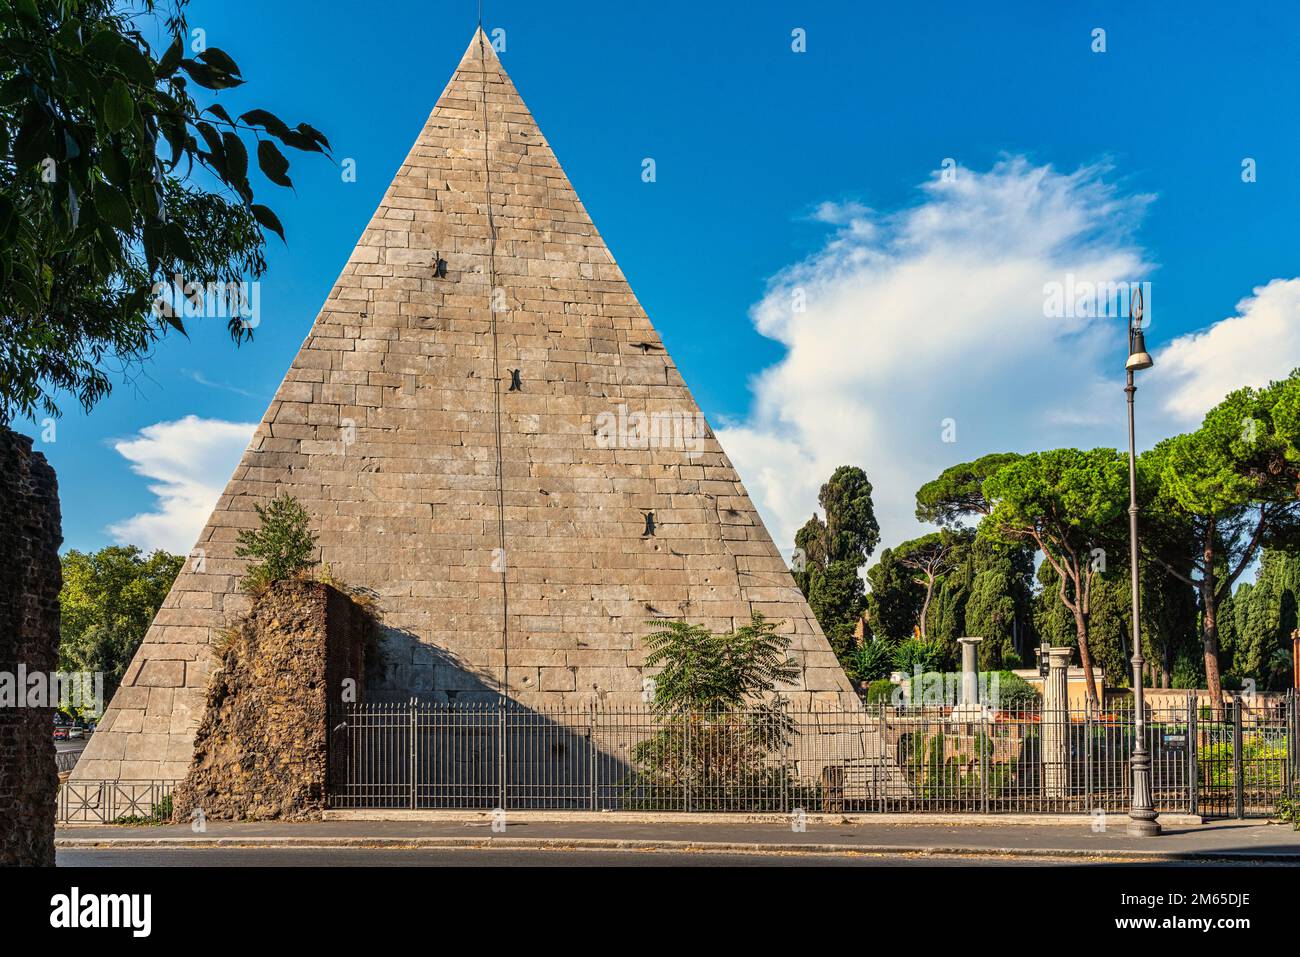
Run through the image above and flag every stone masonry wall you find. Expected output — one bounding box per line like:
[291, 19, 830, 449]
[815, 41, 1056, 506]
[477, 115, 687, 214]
[75, 28, 860, 784]
[172, 580, 369, 821]
[0, 427, 62, 866]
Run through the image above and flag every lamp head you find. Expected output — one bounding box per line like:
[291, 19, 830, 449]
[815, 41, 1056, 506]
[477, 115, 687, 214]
[1126, 287, 1153, 371]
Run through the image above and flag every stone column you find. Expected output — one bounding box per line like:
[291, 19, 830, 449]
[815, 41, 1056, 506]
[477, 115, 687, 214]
[1042, 646, 1072, 800]
[951, 637, 983, 723]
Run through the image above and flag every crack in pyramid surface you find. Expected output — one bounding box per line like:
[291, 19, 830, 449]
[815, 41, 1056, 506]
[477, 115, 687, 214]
[74, 29, 856, 782]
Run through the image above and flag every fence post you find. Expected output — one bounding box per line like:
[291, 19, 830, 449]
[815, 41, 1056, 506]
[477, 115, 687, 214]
[588, 702, 597, 811]
[408, 698, 417, 811]
[1186, 692, 1197, 816]
[1233, 694, 1244, 819]
[1084, 708, 1093, 813]
[498, 698, 508, 812]
[979, 706, 989, 814]
[779, 703, 789, 815]
[1288, 689, 1298, 800]
[1291, 690, 1298, 799]
[682, 712, 691, 812]
[875, 702, 886, 814]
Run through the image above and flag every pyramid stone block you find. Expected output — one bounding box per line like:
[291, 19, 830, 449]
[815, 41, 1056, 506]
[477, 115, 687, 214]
[73, 29, 856, 782]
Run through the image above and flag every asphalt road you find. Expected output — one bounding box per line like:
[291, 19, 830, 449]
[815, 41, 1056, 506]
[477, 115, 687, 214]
[58, 846, 1061, 867]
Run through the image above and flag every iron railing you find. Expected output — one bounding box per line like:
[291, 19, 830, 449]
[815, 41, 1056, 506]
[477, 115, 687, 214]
[326, 692, 1298, 817]
[54, 749, 83, 773]
[57, 779, 178, 824]
[55, 693, 1295, 822]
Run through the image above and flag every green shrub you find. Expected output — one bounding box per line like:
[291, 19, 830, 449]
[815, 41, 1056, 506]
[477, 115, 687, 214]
[865, 678, 897, 704]
[1276, 795, 1300, 830]
[112, 793, 173, 826]
[846, 639, 894, 682]
[235, 494, 318, 592]
[626, 614, 800, 810]
[892, 637, 945, 673]
[900, 669, 1040, 708]
[988, 670, 1040, 709]
[1199, 739, 1289, 789]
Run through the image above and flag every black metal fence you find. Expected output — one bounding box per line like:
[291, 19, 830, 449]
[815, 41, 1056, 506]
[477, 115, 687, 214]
[55, 748, 83, 774]
[327, 693, 1298, 817]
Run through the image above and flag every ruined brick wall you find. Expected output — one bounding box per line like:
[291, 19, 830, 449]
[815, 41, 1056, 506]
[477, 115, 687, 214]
[172, 580, 369, 822]
[0, 427, 62, 866]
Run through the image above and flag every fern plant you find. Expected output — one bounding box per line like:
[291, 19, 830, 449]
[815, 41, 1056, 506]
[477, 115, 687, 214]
[630, 614, 800, 810]
[642, 613, 798, 715]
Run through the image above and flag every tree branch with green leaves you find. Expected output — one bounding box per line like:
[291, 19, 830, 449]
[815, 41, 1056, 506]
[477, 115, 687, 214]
[0, 0, 331, 422]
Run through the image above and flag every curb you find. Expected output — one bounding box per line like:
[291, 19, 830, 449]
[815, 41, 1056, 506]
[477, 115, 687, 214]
[53, 834, 1299, 862]
[320, 810, 1206, 827]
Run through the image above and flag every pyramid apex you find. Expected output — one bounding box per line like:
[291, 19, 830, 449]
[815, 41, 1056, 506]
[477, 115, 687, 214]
[460, 24, 502, 67]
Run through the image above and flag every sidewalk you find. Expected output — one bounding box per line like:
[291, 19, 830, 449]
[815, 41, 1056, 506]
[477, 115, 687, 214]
[56, 815, 1300, 862]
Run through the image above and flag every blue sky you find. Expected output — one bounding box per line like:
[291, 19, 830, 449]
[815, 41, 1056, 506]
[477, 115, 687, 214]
[23, 0, 1300, 559]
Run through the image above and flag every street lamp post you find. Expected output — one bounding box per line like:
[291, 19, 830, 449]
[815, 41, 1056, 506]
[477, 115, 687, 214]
[1125, 288, 1160, 837]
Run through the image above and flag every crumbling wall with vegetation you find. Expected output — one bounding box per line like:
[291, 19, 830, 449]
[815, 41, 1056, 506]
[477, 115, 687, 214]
[171, 579, 373, 822]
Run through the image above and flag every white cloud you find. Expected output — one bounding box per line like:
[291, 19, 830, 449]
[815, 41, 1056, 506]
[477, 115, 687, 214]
[106, 415, 257, 554]
[1152, 278, 1300, 424]
[722, 159, 1300, 566]
[724, 157, 1264, 566]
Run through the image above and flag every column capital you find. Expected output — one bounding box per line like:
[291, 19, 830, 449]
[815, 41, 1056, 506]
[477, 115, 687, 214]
[1045, 646, 1073, 667]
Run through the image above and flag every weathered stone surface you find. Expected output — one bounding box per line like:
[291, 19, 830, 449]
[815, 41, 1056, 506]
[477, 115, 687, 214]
[75, 29, 858, 784]
[0, 427, 61, 866]
[171, 581, 371, 821]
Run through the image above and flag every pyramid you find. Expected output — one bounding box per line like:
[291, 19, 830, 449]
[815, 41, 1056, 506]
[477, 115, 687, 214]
[74, 29, 856, 782]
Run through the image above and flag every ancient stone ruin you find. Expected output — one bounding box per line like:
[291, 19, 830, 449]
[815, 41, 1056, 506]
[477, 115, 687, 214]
[172, 580, 373, 821]
[0, 428, 62, 865]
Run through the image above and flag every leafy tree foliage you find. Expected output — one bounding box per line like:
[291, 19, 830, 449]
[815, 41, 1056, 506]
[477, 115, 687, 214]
[961, 537, 1036, 669]
[0, 0, 330, 422]
[817, 465, 880, 564]
[1219, 548, 1300, 689]
[235, 494, 318, 591]
[1034, 558, 1130, 688]
[58, 544, 183, 709]
[1140, 376, 1300, 703]
[864, 545, 923, 642]
[792, 465, 879, 665]
[982, 448, 1129, 707]
[914, 452, 1021, 527]
[801, 559, 865, 660]
[1139, 556, 1200, 688]
[895, 529, 964, 641]
[907, 455, 1037, 668]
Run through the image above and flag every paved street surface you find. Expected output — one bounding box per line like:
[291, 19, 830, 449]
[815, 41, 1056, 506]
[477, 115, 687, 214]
[55, 817, 1300, 864]
[59, 846, 1065, 866]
